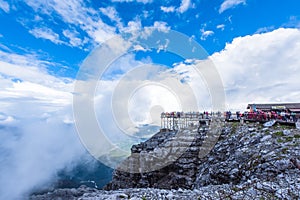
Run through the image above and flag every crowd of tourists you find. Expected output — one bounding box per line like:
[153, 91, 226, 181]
[161, 111, 222, 119]
[161, 110, 299, 123]
[225, 110, 299, 122]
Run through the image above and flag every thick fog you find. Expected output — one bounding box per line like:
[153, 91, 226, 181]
[0, 115, 90, 199]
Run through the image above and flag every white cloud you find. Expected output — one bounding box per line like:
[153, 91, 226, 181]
[211, 28, 300, 110]
[0, 80, 71, 106]
[152, 21, 170, 32]
[23, 0, 173, 46]
[0, 117, 88, 200]
[177, 0, 191, 13]
[121, 20, 170, 38]
[29, 27, 62, 44]
[0, 50, 91, 199]
[93, 63, 206, 136]
[100, 6, 121, 25]
[282, 16, 300, 29]
[62, 29, 86, 47]
[160, 6, 175, 13]
[91, 22, 116, 44]
[111, 0, 153, 3]
[255, 26, 275, 34]
[200, 29, 214, 40]
[122, 19, 142, 34]
[25, 0, 91, 25]
[0, 43, 181, 198]
[219, 0, 246, 13]
[34, 15, 43, 21]
[135, 21, 170, 40]
[217, 24, 225, 31]
[0, 113, 16, 125]
[160, 0, 191, 14]
[72, 41, 215, 165]
[158, 28, 300, 111]
[24, 0, 117, 45]
[0, 0, 9, 13]
[0, 50, 72, 89]
[0, 63, 73, 118]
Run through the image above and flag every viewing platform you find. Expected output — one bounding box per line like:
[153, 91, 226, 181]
[160, 112, 218, 131]
[160, 109, 299, 132]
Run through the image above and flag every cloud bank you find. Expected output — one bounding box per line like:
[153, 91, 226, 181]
[0, 118, 88, 199]
[212, 28, 300, 110]
[0, 50, 88, 199]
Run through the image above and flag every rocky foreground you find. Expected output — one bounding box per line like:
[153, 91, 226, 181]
[31, 121, 300, 199]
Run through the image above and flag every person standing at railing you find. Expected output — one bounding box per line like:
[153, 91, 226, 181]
[236, 111, 240, 120]
[267, 111, 271, 121]
[271, 111, 277, 120]
[205, 111, 209, 119]
[291, 112, 296, 122]
[280, 111, 283, 120]
[285, 110, 290, 122]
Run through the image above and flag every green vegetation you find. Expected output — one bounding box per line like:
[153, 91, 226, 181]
[277, 138, 284, 143]
[285, 137, 293, 142]
[232, 187, 240, 192]
[250, 134, 255, 137]
[280, 125, 294, 129]
[230, 122, 239, 134]
[281, 148, 288, 154]
[273, 131, 284, 137]
[294, 134, 300, 139]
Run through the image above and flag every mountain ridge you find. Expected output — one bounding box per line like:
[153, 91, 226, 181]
[31, 121, 300, 199]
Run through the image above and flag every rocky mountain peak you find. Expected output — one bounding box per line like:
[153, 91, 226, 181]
[31, 121, 300, 199]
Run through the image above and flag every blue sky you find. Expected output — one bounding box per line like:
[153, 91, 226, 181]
[0, 1, 300, 198]
[0, 0, 299, 78]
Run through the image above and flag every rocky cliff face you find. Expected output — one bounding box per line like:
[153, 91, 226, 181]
[196, 123, 300, 187]
[104, 121, 300, 197]
[104, 128, 203, 190]
[104, 118, 223, 190]
[194, 122, 300, 198]
[31, 121, 300, 199]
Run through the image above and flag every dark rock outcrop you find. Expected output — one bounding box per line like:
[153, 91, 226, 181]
[104, 127, 207, 190]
